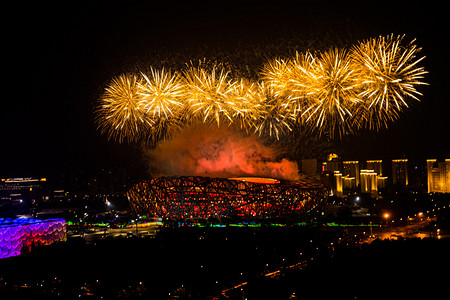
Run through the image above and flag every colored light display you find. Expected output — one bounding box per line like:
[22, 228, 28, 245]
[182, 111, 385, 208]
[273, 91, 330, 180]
[127, 176, 327, 219]
[0, 218, 66, 259]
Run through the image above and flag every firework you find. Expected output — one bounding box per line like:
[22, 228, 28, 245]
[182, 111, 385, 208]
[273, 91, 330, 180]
[302, 48, 361, 136]
[96, 34, 427, 143]
[139, 68, 186, 142]
[139, 68, 185, 119]
[182, 62, 237, 127]
[229, 78, 263, 132]
[253, 82, 296, 140]
[351, 34, 427, 128]
[260, 58, 291, 92]
[286, 51, 319, 118]
[96, 74, 149, 143]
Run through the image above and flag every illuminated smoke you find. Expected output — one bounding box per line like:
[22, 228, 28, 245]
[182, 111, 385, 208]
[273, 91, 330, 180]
[144, 124, 300, 181]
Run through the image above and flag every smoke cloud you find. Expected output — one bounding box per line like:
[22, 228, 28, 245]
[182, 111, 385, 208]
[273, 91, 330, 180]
[144, 124, 300, 181]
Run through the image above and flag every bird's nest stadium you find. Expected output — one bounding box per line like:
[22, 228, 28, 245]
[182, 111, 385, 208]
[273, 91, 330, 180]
[127, 176, 327, 220]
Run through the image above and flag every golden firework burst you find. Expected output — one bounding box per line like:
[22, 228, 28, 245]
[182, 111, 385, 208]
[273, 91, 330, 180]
[352, 34, 427, 111]
[95, 34, 427, 143]
[304, 48, 361, 136]
[183, 61, 237, 127]
[96, 74, 149, 143]
[253, 82, 296, 140]
[229, 78, 263, 132]
[139, 68, 186, 142]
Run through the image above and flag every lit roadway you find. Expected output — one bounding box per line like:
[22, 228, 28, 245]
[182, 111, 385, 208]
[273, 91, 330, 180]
[68, 224, 161, 242]
[373, 218, 437, 241]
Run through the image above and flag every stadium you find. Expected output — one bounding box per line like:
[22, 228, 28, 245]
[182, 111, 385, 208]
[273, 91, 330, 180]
[127, 176, 327, 220]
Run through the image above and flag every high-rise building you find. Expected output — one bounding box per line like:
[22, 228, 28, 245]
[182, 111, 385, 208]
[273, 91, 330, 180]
[332, 171, 343, 197]
[367, 160, 388, 189]
[343, 161, 359, 188]
[377, 176, 388, 190]
[360, 169, 378, 198]
[427, 159, 450, 193]
[343, 176, 356, 190]
[322, 153, 341, 173]
[392, 159, 408, 186]
[367, 160, 383, 176]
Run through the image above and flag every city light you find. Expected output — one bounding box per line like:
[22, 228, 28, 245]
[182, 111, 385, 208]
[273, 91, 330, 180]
[2, 3, 448, 300]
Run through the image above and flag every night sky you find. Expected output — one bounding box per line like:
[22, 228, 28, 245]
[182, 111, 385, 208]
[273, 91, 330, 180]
[2, 1, 448, 178]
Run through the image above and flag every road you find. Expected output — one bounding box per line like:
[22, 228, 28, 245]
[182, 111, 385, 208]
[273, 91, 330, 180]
[362, 218, 437, 242]
[68, 223, 162, 243]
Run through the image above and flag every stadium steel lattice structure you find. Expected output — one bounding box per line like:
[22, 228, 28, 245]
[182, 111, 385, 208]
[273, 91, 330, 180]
[127, 176, 327, 220]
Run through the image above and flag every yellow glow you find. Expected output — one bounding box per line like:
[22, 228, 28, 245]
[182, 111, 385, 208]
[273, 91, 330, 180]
[96, 35, 427, 143]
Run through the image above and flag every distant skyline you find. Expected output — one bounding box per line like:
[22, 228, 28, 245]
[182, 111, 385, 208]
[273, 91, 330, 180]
[2, 1, 448, 178]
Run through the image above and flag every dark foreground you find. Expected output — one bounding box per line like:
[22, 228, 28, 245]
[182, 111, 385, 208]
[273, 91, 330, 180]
[247, 238, 450, 300]
[0, 226, 449, 300]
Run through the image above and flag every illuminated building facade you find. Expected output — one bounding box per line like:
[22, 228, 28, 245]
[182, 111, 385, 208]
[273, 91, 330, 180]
[343, 176, 356, 190]
[392, 159, 408, 186]
[377, 176, 388, 190]
[331, 171, 343, 197]
[360, 170, 378, 198]
[367, 160, 387, 189]
[127, 176, 327, 219]
[367, 160, 383, 176]
[343, 161, 359, 189]
[0, 178, 50, 216]
[427, 159, 450, 193]
[0, 178, 49, 204]
[322, 153, 341, 173]
[0, 218, 66, 259]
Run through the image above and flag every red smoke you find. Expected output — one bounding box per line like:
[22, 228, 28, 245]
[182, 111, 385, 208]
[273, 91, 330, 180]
[144, 124, 300, 181]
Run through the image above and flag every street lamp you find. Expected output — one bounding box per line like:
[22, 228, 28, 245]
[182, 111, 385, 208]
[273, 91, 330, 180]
[384, 213, 390, 226]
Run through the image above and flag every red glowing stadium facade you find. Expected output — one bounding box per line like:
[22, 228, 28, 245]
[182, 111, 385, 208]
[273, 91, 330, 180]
[127, 176, 327, 219]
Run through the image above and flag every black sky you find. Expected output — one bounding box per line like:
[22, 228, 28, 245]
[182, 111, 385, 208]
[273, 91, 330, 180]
[2, 0, 448, 178]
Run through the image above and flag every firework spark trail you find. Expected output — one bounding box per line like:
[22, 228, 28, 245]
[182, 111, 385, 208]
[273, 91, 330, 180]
[96, 34, 427, 143]
[303, 48, 362, 137]
[183, 62, 237, 127]
[253, 82, 296, 140]
[139, 68, 185, 119]
[229, 78, 263, 133]
[351, 34, 428, 129]
[138, 68, 186, 142]
[96, 74, 149, 143]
